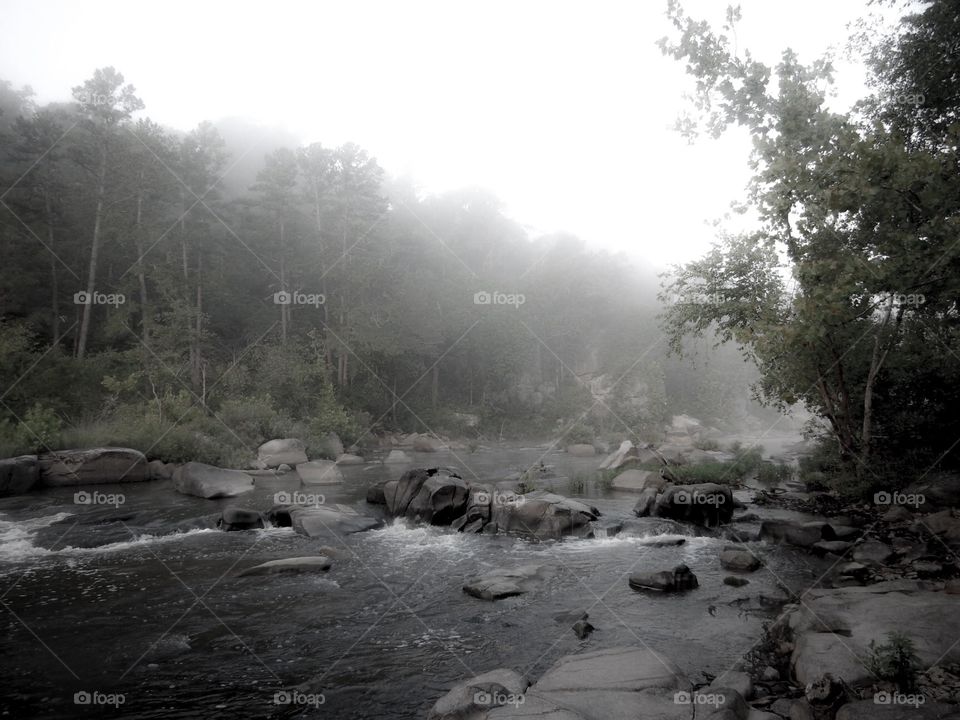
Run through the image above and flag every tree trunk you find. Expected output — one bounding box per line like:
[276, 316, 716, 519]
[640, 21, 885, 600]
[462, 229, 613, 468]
[42, 186, 60, 346]
[280, 217, 288, 344]
[76, 144, 108, 358]
[134, 179, 149, 346]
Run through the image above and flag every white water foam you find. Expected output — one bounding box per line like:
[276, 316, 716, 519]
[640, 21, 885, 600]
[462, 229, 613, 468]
[363, 518, 479, 558]
[0, 512, 218, 564]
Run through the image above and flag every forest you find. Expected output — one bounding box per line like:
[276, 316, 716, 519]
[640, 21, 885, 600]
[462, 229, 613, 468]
[0, 70, 765, 470]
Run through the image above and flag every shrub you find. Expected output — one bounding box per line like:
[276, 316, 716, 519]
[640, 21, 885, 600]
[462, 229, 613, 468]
[866, 632, 920, 692]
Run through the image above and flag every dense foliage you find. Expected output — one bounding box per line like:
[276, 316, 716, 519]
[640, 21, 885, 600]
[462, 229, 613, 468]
[659, 0, 960, 492]
[0, 69, 766, 463]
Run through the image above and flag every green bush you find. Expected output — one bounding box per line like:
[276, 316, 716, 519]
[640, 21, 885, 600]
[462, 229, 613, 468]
[866, 632, 920, 692]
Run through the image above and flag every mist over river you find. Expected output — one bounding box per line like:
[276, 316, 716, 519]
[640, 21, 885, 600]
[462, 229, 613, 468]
[0, 443, 828, 719]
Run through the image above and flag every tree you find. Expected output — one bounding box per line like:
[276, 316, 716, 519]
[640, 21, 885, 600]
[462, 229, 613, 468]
[71, 67, 143, 358]
[659, 1, 960, 486]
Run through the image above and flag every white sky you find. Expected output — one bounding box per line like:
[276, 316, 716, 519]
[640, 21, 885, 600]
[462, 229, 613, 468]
[1, 0, 874, 269]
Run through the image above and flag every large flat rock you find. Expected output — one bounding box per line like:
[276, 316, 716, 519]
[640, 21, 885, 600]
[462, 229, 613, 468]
[504, 646, 693, 720]
[463, 565, 553, 601]
[39, 448, 148, 486]
[173, 462, 253, 499]
[788, 583, 960, 686]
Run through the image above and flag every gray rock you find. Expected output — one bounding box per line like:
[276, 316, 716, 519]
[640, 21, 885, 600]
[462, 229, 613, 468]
[519, 646, 691, 720]
[296, 460, 344, 485]
[147, 459, 175, 481]
[572, 620, 594, 640]
[710, 671, 753, 700]
[762, 666, 780, 682]
[788, 583, 960, 686]
[760, 520, 833, 548]
[463, 565, 552, 601]
[490, 490, 598, 540]
[720, 547, 762, 572]
[882, 506, 913, 523]
[257, 438, 308, 468]
[852, 540, 894, 565]
[724, 576, 750, 587]
[173, 462, 253, 499]
[700, 687, 749, 719]
[835, 699, 960, 720]
[39, 447, 148, 486]
[267, 504, 380, 538]
[237, 556, 331, 576]
[566, 444, 596, 457]
[366, 478, 389, 504]
[218, 507, 265, 531]
[0, 454, 38, 497]
[428, 668, 528, 720]
[629, 564, 699, 593]
[646, 483, 734, 526]
[336, 453, 364, 465]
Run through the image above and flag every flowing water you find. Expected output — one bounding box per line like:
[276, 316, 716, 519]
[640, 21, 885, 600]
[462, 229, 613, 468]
[0, 444, 829, 719]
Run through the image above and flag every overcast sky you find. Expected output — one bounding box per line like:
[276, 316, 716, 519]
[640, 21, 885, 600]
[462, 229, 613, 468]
[1, 0, 875, 268]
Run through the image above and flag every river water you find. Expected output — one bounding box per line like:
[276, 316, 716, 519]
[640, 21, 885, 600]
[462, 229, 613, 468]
[0, 444, 829, 719]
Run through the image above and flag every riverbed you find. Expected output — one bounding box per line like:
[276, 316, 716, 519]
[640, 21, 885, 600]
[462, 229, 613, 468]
[0, 443, 831, 719]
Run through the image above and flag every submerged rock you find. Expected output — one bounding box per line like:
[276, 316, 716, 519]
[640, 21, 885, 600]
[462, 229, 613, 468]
[720, 547, 762, 572]
[463, 564, 552, 601]
[237, 556, 332, 577]
[628, 564, 699, 593]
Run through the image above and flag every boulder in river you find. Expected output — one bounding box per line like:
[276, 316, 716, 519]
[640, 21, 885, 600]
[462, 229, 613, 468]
[296, 460, 343, 485]
[39, 447, 148, 486]
[628, 564, 699, 592]
[720, 547, 762, 572]
[0, 455, 38, 497]
[218, 507, 265, 531]
[257, 438, 308, 468]
[335, 453, 364, 465]
[237, 556, 332, 577]
[173, 462, 254, 499]
[759, 520, 834, 548]
[428, 669, 529, 720]
[633, 483, 734, 527]
[463, 564, 553, 601]
[489, 490, 599, 540]
[268, 503, 380, 538]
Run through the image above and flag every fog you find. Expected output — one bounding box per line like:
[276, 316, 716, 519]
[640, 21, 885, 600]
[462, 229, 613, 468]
[2, 2, 958, 719]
